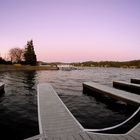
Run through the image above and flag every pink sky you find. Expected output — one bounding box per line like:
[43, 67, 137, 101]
[0, 0, 140, 62]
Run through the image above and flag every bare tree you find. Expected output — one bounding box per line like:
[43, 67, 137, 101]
[9, 47, 24, 63]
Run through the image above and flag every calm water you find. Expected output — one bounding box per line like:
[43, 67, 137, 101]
[0, 68, 140, 139]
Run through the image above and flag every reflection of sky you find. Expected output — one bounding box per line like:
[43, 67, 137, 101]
[0, 0, 140, 62]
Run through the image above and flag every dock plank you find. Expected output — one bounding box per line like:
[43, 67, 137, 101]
[131, 79, 140, 84]
[67, 135, 75, 140]
[113, 81, 140, 94]
[37, 83, 84, 138]
[83, 82, 140, 106]
[129, 131, 140, 140]
[86, 132, 99, 140]
[79, 132, 92, 140]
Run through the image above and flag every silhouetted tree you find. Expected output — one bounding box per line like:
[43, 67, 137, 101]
[24, 40, 37, 65]
[0, 57, 6, 64]
[9, 47, 24, 63]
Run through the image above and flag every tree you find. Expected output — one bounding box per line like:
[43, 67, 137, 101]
[24, 40, 37, 65]
[9, 47, 23, 63]
[0, 57, 6, 64]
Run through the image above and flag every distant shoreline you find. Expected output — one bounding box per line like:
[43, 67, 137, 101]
[71, 60, 140, 68]
[0, 64, 139, 72]
[0, 65, 59, 71]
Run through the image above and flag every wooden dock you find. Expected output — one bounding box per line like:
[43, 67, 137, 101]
[113, 81, 140, 94]
[25, 83, 140, 140]
[0, 83, 4, 93]
[131, 78, 140, 84]
[83, 82, 140, 106]
[37, 83, 84, 138]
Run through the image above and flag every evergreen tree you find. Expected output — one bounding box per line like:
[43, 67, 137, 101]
[24, 40, 37, 65]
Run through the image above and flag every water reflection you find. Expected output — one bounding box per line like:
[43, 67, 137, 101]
[23, 71, 37, 95]
[0, 71, 38, 140]
[0, 68, 139, 139]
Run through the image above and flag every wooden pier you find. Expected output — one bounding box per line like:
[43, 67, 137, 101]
[37, 83, 84, 138]
[25, 83, 140, 140]
[83, 82, 140, 106]
[113, 81, 140, 94]
[131, 78, 140, 84]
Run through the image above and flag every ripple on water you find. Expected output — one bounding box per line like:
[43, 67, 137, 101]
[0, 68, 140, 139]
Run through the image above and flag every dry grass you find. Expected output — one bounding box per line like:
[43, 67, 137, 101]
[0, 65, 59, 71]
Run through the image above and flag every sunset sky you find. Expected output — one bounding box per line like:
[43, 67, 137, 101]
[0, 0, 140, 62]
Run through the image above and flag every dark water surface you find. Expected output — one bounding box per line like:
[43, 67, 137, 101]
[0, 68, 140, 139]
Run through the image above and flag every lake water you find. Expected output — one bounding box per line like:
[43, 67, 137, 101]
[0, 67, 140, 139]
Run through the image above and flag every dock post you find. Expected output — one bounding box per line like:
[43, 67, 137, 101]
[0, 83, 4, 94]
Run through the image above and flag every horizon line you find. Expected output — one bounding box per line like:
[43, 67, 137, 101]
[40, 59, 140, 63]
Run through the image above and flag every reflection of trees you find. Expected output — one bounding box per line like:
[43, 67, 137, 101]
[3, 71, 37, 96]
[23, 71, 37, 95]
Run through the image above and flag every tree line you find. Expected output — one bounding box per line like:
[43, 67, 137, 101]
[71, 60, 140, 68]
[0, 40, 37, 65]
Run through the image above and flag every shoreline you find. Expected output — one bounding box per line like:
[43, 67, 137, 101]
[0, 65, 139, 71]
[0, 65, 59, 71]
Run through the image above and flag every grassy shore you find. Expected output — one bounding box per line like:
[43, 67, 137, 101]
[0, 65, 59, 71]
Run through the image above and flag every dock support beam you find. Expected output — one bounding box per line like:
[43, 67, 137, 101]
[131, 79, 140, 84]
[113, 81, 140, 95]
[0, 83, 4, 94]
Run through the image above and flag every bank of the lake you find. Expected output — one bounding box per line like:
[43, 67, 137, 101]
[0, 65, 59, 71]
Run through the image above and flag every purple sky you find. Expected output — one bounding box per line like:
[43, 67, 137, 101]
[0, 0, 140, 62]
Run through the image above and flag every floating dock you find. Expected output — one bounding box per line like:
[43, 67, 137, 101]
[25, 83, 140, 140]
[113, 81, 140, 94]
[37, 83, 84, 138]
[0, 83, 4, 93]
[131, 79, 140, 84]
[83, 82, 140, 106]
